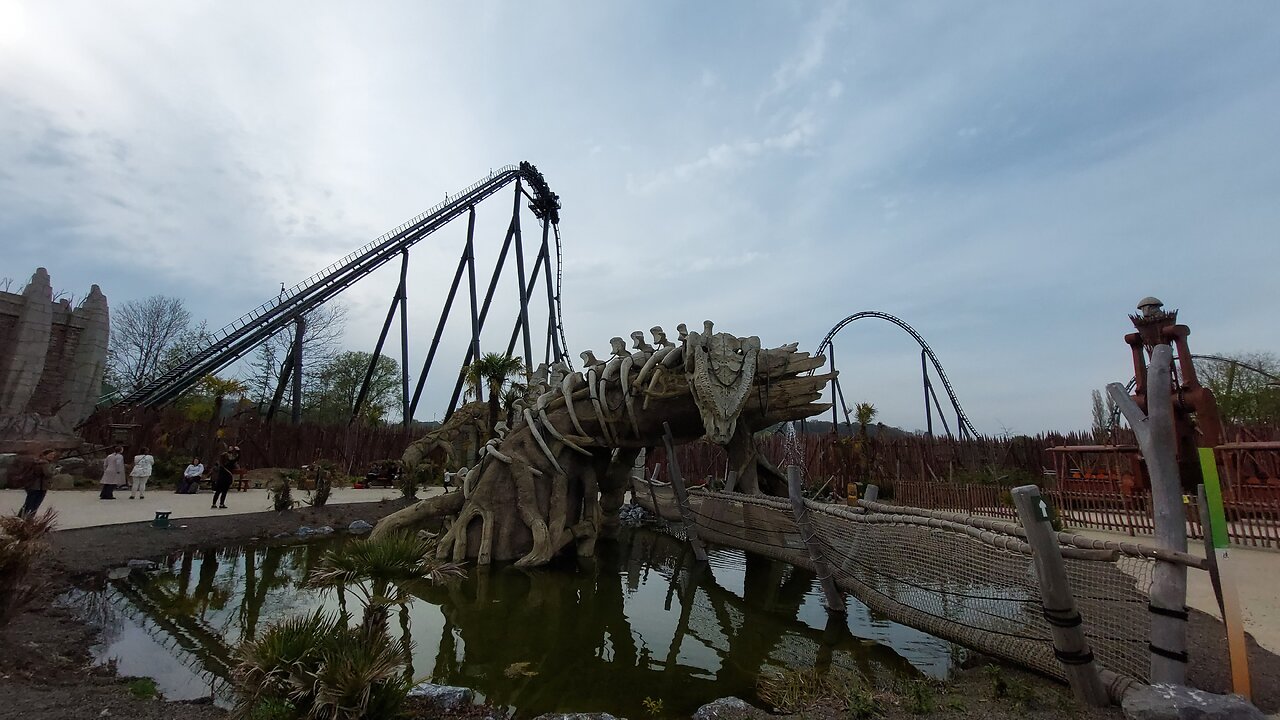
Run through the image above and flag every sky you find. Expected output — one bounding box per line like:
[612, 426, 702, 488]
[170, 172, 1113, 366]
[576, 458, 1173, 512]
[1, 1, 1277, 433]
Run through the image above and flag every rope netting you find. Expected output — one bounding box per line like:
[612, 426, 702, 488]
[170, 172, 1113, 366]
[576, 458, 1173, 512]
[642, 484, 1163, 685]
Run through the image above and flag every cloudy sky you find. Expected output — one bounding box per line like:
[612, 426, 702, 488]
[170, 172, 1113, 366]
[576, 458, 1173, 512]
[2, 1, 1277, 432]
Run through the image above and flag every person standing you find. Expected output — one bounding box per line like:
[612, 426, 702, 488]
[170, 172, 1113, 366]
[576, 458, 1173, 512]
[179, 457, 204, 494]
[100, 446, 125, 499]
[20, 448, 58, 518]
[211, 448, 234, 509]
[129, 447, 155, 499]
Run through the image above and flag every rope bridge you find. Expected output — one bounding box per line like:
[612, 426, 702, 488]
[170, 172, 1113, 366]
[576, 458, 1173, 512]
[634, 482, 1208, 696]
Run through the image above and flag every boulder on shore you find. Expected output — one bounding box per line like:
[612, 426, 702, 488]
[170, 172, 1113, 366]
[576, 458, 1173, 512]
[1121, 684, 1264, 720]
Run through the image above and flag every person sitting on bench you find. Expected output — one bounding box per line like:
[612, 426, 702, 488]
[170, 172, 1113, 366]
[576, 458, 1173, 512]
[178, 457, 204, 493]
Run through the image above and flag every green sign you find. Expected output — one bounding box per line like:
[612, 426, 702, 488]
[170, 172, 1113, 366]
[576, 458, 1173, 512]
[1198, 447, 1229, 549]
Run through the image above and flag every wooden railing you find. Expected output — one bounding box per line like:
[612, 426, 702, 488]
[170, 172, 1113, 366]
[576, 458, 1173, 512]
[892, 480, 1280, 549]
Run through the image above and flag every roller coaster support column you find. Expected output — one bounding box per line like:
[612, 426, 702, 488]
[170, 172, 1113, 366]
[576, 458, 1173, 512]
[828, 344, 838, 431]
[290, 316, 306, 425]
[465, 208, 482, 392]
[1012, 485, 1109, 706]
[511, 180, 534, 373]
[922, 350, 933, 437]
[505, 238, 548, 357]
[540, 218, 561, 365]
[398, 250, 410, 430]
[411, 209, 506, 419]
[351, 250, 408, 425]
[443, 215, 519, 417]
[787, 465, 845, 614]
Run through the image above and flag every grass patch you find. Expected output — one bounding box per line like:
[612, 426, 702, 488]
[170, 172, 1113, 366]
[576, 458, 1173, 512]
[126, 677, 159, 699]
[757, 667, 882, 718]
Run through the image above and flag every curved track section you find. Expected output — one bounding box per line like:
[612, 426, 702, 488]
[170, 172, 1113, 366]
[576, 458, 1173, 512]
[815, 311, 978, 438]
[119, 161, 564, 408]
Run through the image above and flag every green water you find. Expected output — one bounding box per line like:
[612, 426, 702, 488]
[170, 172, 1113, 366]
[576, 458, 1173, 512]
[75, 528, 953, 717]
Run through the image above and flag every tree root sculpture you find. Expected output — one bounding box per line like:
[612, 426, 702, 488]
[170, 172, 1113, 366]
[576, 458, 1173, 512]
[374, 323, 832, 567]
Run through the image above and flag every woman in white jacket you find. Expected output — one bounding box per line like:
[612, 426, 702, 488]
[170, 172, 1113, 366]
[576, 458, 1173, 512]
[129, 447, 155, 499]
[100, 446, 125, 499]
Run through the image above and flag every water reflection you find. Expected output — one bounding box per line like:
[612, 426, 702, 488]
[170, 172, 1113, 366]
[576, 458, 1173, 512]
[76, 529, 952, 717]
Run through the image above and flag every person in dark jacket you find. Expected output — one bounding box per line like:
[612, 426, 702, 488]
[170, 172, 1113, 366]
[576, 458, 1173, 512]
[20, 448, 58, 518]
[211, 447, 239, 509]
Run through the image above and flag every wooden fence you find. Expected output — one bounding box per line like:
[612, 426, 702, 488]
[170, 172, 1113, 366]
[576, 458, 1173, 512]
[81, 408, 412, 475]
[893, 480, 1280, 549]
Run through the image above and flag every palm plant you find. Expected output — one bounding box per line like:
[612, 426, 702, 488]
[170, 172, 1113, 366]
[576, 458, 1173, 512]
[463, 352, 525, 433]
[231, 609, 409, 720]
[306, 532, 465, 632]
[233, 533, 464, 719]
[853, 402, 878, 489]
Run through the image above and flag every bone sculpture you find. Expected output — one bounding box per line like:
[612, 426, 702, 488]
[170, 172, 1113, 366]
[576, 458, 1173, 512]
[374, 323, 834, 568]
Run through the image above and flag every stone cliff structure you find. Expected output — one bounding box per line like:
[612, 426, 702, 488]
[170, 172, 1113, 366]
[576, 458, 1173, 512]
[0, 267, 109, 451]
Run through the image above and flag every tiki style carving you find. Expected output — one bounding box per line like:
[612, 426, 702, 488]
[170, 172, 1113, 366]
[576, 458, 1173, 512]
[375, 322, 832, 567]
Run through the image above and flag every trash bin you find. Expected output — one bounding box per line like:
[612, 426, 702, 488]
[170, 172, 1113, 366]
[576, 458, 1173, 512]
[153, 510, 172, 529]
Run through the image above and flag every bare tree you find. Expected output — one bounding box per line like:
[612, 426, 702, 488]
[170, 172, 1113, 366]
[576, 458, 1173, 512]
[107, 295, 193, 392]
[244, 302, 349, 407]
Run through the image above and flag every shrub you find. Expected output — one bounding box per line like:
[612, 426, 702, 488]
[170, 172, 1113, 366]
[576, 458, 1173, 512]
[306, 462, 334, 508]
[273, 472, 297, 512]
[0, 509, 57, 629]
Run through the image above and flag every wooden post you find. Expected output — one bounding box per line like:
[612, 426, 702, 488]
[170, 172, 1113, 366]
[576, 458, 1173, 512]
[663, 422, 707, 562]
[1107, 344, 1188, 686]
[645, 463, 662, 518]
[786, 465, 845, 614]
[1012, 485, 1110, 706]
[724, 470, 739, 493]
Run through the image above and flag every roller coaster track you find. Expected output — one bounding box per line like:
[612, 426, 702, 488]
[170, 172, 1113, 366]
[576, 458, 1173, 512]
[117, 161, 564, 408]
[814, 311, 978, 438]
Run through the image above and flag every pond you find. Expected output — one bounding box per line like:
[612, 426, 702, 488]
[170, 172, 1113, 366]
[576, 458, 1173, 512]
[71, 528, 954, 718]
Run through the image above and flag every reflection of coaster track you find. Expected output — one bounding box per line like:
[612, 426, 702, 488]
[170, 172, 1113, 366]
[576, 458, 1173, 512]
[107, 582, 236, 691]
[814, 311, 977, 438]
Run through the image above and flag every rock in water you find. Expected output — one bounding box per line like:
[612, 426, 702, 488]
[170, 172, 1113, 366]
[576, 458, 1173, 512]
[126, 559, 158, 571]
[1122, 684, 1264, 720]
[532, 715, 621, 720]
[349, 519, 374, 533]
[295, 526, 313, 536]
[313, 525, 334, 534]
[693, 697, 769, 720]
[407, 683, 474, 711]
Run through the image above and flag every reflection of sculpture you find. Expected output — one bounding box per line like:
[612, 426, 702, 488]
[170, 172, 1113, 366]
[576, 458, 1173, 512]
[412, 529, 916, 717]
[376, 323, 833, 566]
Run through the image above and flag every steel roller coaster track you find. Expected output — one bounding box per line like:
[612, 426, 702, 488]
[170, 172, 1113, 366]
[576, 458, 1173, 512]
[814, 311, 978, 439]
[115, 161, 567, 414]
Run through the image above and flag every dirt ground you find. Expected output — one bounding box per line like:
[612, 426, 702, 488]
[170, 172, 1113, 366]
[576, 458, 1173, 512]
[1, 499, 1276, 719]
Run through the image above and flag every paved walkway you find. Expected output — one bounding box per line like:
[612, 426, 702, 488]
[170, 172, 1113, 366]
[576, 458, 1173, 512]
[1, 487, 439, 530]
[1074, 527, 1280, 654]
